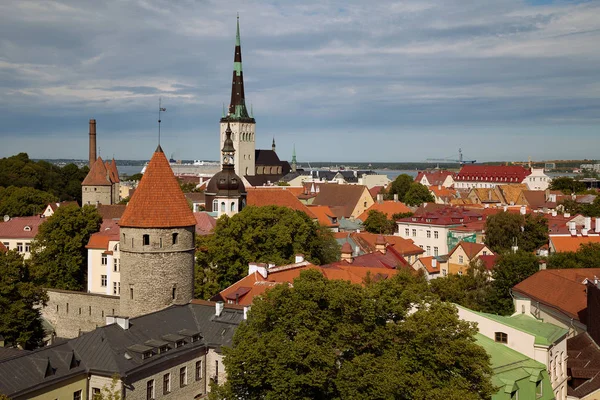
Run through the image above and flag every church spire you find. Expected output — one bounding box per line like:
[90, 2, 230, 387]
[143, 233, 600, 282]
[291, 145, 297, 172]
[226, 15, 251, 120]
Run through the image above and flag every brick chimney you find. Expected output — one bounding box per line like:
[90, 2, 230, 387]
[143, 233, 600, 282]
[89, 119, 97, 168]
[341, 241, 353, 263]
[375, 234, 386, 254]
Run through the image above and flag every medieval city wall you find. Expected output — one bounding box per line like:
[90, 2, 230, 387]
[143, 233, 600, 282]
[42, 289, 120, 339]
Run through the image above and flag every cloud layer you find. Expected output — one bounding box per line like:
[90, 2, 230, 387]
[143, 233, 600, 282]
[0, 0, 599, 162]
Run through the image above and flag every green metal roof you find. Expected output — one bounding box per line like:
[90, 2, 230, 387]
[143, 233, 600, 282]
[458, 305, 568, 346]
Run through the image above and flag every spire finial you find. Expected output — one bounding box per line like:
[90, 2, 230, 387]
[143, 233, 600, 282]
[250, 103, 253, 117]
[236, 13, 241, 47]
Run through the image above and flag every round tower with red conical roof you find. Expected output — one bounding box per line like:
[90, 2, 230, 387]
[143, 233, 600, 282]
[118, 145, 197, 318]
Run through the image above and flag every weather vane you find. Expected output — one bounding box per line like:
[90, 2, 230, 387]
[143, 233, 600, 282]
[158, 97, 166, 146]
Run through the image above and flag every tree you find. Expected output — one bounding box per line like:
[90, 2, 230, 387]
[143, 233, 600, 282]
[0, 250, 48, 349]
[547, 243, 600, 269]
[210, 270, 495, 400]
[127, 173, 144, 181]
[550, 176, 586, 194]
[487, 251, 539, 315]
[363, 210, 394, 234]
[30, 205, 102, 291]
[195, 206, 340, 298]
[387, 174, 414, 202]
[484, 212, 548, 253]
[0, 186, 57, 217]
[558, 198, 581, 214]
[403, 183, 435, 206]
[581, 197, 600, 217]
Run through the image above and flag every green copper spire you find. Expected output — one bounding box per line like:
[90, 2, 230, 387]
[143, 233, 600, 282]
[292, 145, 297, 164]
[223, 14, 253, 121]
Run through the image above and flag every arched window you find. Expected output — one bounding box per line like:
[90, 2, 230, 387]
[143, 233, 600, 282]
[220, 202, 225, 212]
[172, 233, 179, 245]
[212, 200, 218, 211]
[231, 202, 236, 212]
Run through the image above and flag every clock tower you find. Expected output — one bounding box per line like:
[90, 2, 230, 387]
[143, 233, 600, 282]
[206, 123, 247, 217]
[220, 15, 256, 177]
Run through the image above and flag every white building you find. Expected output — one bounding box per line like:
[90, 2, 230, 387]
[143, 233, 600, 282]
[0, 215, 45, 260]
[85, 221, 121, 296]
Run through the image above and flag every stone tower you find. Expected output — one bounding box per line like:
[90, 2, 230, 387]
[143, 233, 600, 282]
[82, 156, 119, 206]
[206, 123, 247, 218]
[118, 145, 197, 318]
[220, 16, 256, 177]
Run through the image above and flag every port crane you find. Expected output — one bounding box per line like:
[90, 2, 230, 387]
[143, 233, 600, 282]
[426, 148, 476, 165]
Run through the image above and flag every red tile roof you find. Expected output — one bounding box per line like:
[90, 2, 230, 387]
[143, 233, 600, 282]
[550, 236, 600, 253]
[119, 147, 196, 228]
[368, 186, 384, 199]
[328, 245, 410, 269]
[397, 207, 484, 226]
[513, 268, 600, 322]
[247, 188, 317, 219]
[193, 212, 216, 235]
[307, 205, 339, 227]
[416, 256, 443, 275]
[86, 219, 120, 250]
[357, 200, 411, 222]
[415, 170, 455, 186]
[334, 232, 424, 256]
[0, 216, 45, 239]
[82, 157, 113, 186]
[105, 159, 120, 184]
[456, 165, 530, 183]
[477, 254, 498, 271]
[96, 204, 126, 221]
[448, 241, 490, 259]
[312, 184, 369, 218]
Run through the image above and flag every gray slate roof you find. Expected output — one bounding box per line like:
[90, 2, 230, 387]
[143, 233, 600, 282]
[0, 302, 244, 398]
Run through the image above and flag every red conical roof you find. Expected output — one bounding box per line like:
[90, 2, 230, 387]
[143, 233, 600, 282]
[119, 147, 196, 228]
[82, 157, 112, 186]
[341, 241, 353, 254]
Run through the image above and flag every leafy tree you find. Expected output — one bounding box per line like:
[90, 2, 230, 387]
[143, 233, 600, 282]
[429, 260, 493, 312]
[558, 198, 581, 214]
[403, 183, 435, 206]
[30, 205, 102, 291]
[0, 186, 57, 217]
[547, 243, 600, 269]
[484, 212, 548, 253]
[127, 173, 144, 181]
[487, 251, 539, 315]
[363, 210, 395, 234]
[210, 270, 495, 400]
[93, 374, 122, 400]
[195, 206, 340, 298]
[0, 250, 48, 349]
[387, 174, 414, 202]
[550, 176, 586, 194]
[581, 197, 600, 217]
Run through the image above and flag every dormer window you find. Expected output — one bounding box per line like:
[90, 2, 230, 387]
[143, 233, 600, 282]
[23, 226, 31, 232]
[142, 351, 153, 360]
[191, 334, 201, 343]
[495, 332, 508, 344]
[176, 340, 185, 348]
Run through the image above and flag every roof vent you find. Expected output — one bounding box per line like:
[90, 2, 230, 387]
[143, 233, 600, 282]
[3, 215, 9, 222]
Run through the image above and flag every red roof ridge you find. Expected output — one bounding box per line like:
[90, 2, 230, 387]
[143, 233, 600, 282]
[82, 157, 113, 186]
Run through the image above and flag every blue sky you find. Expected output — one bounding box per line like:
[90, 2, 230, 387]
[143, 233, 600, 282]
[0, 0, 599, 162]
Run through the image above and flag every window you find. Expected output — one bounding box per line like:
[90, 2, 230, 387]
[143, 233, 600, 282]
[426, 246, 431, 256]
[196, 360, 202, 381]
[458, 270, 463, 276]
[143, 234, 150, 246]
[412, 229, 417, 237]
[159, 238, 163, 248]
[17, 242, 23, 252]
[172, 233, 178, 245]
[113, 282, 119, 295]
[434, 247, 439, 256]
[495, 332, 508, 344]
[434, 231, 439, 239]
[458, 255, 464, 264]
[25, 243, 30, 252]
[536, 380, 542, 398]
[220, 202, 225, 212]
[427, 230, 431, 238]
[363, 201, 367, 208]
[442, 269, 447, 277]
[113, 259, 119, 272]
[180, 366, 187, 387]
[130, 287, 134, 300]
[92, 387, 101, 399]
[73, 390, 82, 400]
[146, 379, 155, 400]
[212, 200, 218, 212]
[172, 287, 176, 300]
[101, 254, 107, 265]
[405, 228, 409, 236]
[101, 275, 107, 287]
[163, 373, 171, 395]
[482, 251, 488, 256]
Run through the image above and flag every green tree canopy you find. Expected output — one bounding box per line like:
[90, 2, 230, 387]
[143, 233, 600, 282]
[387, 174, 414, 202]
[0, 250, 48, 349]
[547, 243, 600, 269]
[0, 153, 89, 204]
[403, 183, 435, 206]
[549, 176, 586, 194]
[484, 212, 548, 253]
[0, 186, 57, 217]
[363, 210, 395, 234]
[195, 206, 340, 299]
[30, 204, 102, 290]
[210, 270, 495, 400]
[487, 251, 539, 315]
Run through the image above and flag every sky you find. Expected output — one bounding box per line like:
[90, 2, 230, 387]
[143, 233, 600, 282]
[0, 0, 599, 163]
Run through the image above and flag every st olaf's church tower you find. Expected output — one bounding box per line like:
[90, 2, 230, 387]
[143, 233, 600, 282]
[220, 16, 256, 178]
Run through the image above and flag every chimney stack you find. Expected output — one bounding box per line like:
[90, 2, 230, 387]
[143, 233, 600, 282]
[89, 119, 97, 168]
[341, 241, 353, 263]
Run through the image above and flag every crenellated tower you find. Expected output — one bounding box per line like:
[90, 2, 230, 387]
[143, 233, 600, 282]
[220, 16, 256, 177]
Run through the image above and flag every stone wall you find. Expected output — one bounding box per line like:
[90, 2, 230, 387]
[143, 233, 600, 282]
[43, 289, 120, 339]
[120, 226, 195, 318]
[82, 185, 112, 206]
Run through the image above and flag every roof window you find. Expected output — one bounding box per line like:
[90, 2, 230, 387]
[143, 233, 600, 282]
[24, 226, 31, 231]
